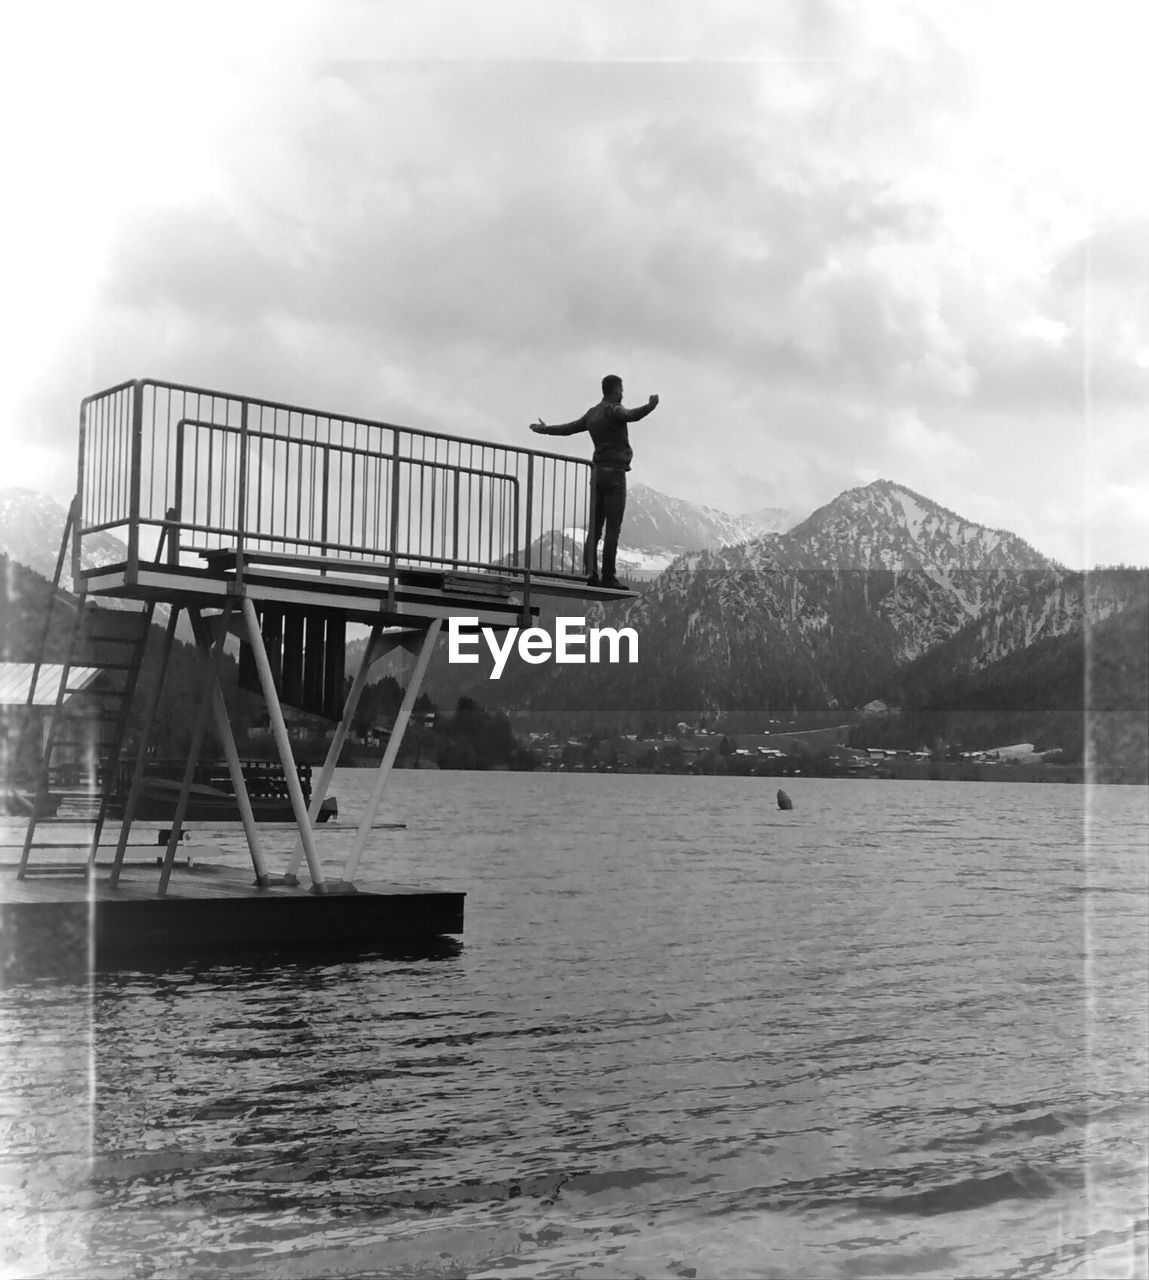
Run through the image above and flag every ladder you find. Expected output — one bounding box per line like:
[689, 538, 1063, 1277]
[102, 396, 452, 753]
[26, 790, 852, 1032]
[16, 503, 157, 879]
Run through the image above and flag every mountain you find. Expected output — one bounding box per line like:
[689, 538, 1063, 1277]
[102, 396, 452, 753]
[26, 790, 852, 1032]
[781, 480, 1051, 571]
[493, 482, 789, 582]
[611, 483, 788, 576]
[897, 566, 1147, 688]
[7, 478, 1144, 778]
[1, 553, 78, 663]
[643, 479, 1066, 667]
[857, 591, 1149, 780]
[422, 480, 1133, 727]
[1, 480, 783, 596]
[0, 488, 129, 591]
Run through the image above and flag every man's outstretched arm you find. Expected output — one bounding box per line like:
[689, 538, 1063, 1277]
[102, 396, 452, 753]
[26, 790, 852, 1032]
[530, 414, 588, 436]
[622, 394, 659, 423]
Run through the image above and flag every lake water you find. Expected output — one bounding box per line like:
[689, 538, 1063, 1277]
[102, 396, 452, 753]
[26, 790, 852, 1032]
[1, 772, 1146, 1279]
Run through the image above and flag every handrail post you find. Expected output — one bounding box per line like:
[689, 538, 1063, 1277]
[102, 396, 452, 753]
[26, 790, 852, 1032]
[320, 445, 331, 575]
[127, 381, 144, 583]
[451, 469, 460, 569]
[171, 418, 186, 566]
[387, 428, 401, 611]
[235, 400, 249, 592]
[522, 454, 534, 622]
[510, 477, 520, 582]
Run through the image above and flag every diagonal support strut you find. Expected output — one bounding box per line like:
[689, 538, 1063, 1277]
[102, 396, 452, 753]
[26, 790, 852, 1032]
[240, 597, 329, 892]
[342, 618, 441, 884]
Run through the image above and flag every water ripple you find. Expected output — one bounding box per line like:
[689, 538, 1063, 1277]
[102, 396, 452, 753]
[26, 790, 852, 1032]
[1, 773, 1145, 1278]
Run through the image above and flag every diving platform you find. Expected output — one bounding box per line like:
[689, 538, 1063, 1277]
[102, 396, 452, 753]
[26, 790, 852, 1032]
[5, 377, 629, 972]
[75, 377, 632, 621]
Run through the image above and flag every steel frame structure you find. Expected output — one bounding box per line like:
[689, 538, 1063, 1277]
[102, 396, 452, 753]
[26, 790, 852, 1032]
[75, 378, 593, 618]
[33, 378, 603, 898]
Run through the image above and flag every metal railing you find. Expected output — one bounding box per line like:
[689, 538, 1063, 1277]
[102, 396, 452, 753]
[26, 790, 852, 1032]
[75, 379, 592, 601]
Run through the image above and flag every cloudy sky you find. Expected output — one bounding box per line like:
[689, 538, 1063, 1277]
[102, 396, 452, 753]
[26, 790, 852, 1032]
[3, 0, 1146, 568]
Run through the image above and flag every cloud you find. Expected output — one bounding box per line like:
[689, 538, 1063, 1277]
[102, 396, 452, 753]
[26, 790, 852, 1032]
[104, 58, 964, 400]
[5, 1, 1147, 569]
[886, 408, 973, 469]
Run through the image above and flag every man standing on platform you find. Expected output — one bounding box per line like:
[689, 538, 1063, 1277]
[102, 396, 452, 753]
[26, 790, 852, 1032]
[530, 375, 659, 589]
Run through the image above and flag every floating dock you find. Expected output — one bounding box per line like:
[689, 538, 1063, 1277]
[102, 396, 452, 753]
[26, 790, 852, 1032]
[0, 860, 465, 974]
[4, 378, 628, 973]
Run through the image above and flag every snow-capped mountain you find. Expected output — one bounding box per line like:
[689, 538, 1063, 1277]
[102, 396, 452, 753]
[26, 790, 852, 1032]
[521, 482, 789, 579]
[661, 480, 1063, 663]
[904, 566, 1147, 684]
[616, 483, 788, 574]
[455, 479, 1128, 722]
[512, 483, 790, 579]
[782, 480, 1052, 572]
[0, 488, 128, 590]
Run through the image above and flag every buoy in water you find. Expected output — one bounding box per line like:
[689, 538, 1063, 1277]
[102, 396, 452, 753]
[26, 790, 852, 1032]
[776, 788, 793, 810]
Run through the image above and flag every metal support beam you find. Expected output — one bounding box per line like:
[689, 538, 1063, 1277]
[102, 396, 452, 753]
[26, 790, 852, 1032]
[157, 601, 234, 895]
[190, 608, 270, 887]
[284, 621, 394, 880]
[108, 604, 180, 887]
[240, 597, 328, 892]
[343, 618, 441, 883]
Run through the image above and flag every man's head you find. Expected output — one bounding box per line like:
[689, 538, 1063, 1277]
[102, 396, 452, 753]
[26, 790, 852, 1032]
[601, 374, 623, 402]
